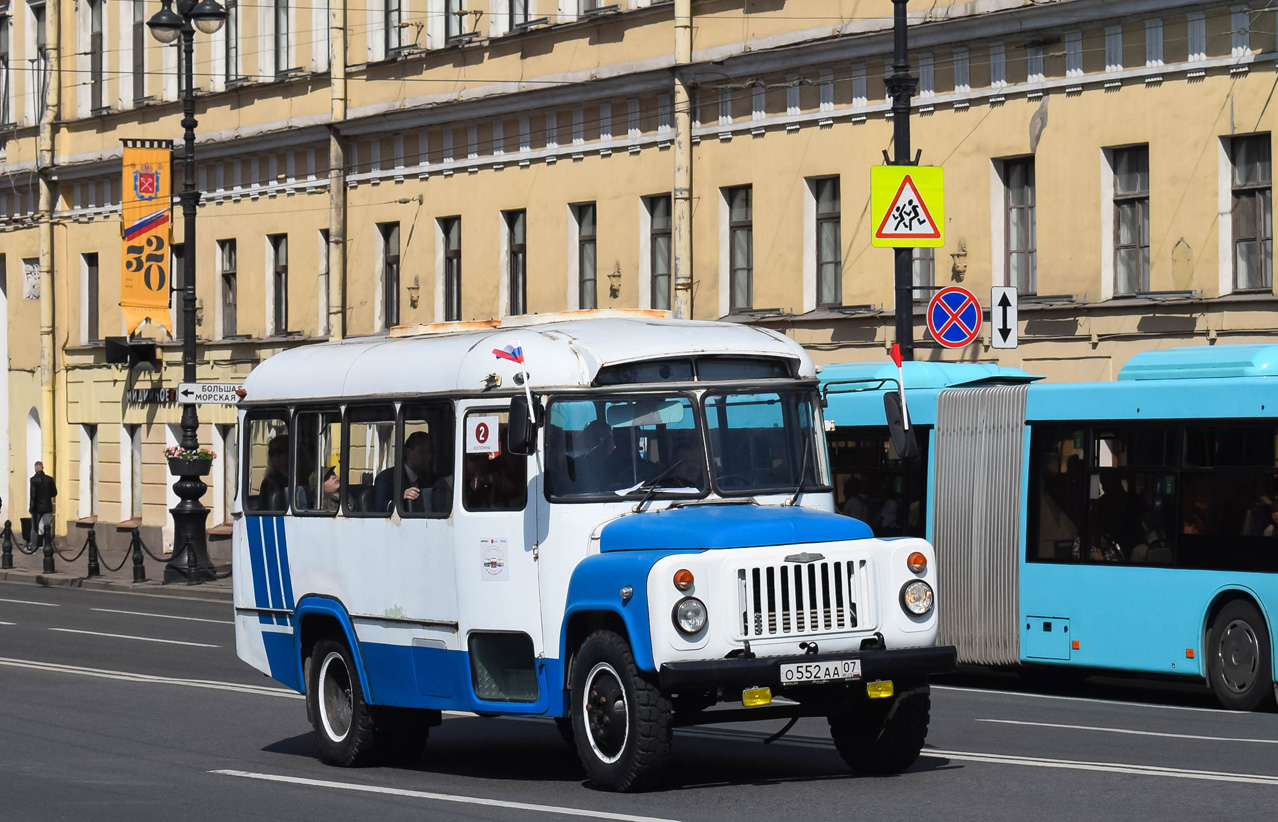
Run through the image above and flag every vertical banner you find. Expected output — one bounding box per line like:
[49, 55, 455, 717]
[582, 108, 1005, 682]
[121, 139, 174, 335]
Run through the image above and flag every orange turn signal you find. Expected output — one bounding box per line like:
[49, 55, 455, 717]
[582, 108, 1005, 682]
[1186, 649, 1195, 659]
[907, 552, 927, 573]
[673, 569, 695, 591]
[1072, 640, 1080, 650]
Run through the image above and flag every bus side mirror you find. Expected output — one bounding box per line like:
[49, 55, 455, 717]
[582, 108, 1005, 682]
[509, 394, 542, 456]
[883, 393, 919, 460]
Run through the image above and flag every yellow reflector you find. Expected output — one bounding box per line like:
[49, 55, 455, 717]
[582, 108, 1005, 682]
[742, 687, 772, 707]
[867, 680, 895, 699]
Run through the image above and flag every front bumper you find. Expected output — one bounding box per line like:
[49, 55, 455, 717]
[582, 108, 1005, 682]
[658, 645, 957, 692]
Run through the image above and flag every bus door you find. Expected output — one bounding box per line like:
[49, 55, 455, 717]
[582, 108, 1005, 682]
[453, 401, 546, 710]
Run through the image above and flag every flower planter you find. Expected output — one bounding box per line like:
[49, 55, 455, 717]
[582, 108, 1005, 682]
[168, 457, 213, 477]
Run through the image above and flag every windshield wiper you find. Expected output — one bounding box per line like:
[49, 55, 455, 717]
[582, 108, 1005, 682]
[786, 433, 812, 507]
[631, 458, 690, 513]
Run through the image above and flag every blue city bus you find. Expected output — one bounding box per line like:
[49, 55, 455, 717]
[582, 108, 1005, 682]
[821, 344, 1278, 710]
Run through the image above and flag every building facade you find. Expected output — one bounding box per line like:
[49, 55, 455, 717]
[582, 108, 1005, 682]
[0, 0, 1275, 552]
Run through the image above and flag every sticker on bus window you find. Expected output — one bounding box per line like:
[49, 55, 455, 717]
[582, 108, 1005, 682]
[480, 538, 509, 581]
[467, 416, 501, 454]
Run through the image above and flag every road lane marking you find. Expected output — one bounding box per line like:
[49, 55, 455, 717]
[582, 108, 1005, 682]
[927, 749, 1278, 786]
[978, 718, 1278, 745]
[0, 656, 302, 699]
[0, 621, 14, 626]
[91, 607, 233, 625]
[48, 627, 219, 648]
[0, 597, 58, 607]
[211, 770, 682, 822]
[686, 727, 1278, 786]
[932, 684, 1236, 715]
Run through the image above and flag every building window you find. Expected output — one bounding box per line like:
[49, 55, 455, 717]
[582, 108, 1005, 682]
[0, 14, 10, 124]
[224, 0, 239, 81]
[505, 210, 527, 315]
[1232, 135, 1272, 291]
[379, 221, 400, 329]
[509, 0, 529, 29]
[274, 0, 289, 78]
[727, 185, 753, 311]
[815, 177, 840, 306]
[89, 0, 103, 111]
[445, 0, 464, 41]
[31, 0, 49, 119]
[269, 234, 288, 334]
[218, 239, 237, 337]
[1004, 159, 1036, 293]
[441, 216, 461, 321]
[124, 424, 143, 520]
[649, 195, 672, 311]
[575, 203, 597, 310]
[1113, 146, 1150, 296]
[80, 424, 99, 518]
[82, 253, 99, 342]
[912, 248, 934, 302]
[132, 0, 146, 102]
[385, 0, 402, 53]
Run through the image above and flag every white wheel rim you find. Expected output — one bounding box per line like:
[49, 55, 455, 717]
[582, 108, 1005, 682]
[582, 661, 629, 765]
[318, 650, 353, 743]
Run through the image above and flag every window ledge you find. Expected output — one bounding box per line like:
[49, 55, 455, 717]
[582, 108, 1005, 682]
[208, 523, 233, 537]
[115, 517, 143, 531]
[75, 516, 99, 526]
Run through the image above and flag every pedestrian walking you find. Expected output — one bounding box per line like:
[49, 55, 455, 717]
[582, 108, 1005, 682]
[29, 461, 57, 543]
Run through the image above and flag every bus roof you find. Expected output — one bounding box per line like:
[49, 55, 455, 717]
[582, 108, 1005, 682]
[240, 316, 812, 402]
[820, 360, 1039, 391]
[1118, 344, 1278, 381]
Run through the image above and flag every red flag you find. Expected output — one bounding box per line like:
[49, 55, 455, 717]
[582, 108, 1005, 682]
[889, 343, 903, 368]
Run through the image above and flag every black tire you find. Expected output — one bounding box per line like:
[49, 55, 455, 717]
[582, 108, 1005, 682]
[375, 706, 438, 766]
[307, 638, 383, 767]
[570, 630, 672, 792]
[828, 682, 931, 774]
[1207, 599, 1275, 711]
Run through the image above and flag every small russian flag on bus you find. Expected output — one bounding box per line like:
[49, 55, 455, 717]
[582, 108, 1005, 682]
[493, 344, 524, 363]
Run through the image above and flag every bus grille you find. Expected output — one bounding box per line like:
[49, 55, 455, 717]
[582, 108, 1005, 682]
[737, 561, 858, 638]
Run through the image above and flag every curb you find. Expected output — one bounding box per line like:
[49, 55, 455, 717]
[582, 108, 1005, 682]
[0, 568, 234, 603]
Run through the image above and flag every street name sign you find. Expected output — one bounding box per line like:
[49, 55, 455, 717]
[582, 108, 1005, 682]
[871, 165, 945, 247]
[991, 286, 1019, 349]
[927, 286, 982, 349]
[177, 383, 242, 405]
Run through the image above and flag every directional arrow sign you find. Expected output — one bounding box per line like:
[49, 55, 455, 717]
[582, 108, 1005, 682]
[990, 286, 1018, 349]
[177, 383, 242, 406]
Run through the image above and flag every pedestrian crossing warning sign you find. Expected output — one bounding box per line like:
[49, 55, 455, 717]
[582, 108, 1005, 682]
[871, 165, 945, 248]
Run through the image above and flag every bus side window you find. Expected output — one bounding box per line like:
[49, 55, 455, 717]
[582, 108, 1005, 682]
[344, 405, 396, 517]
[294, 409, 342, 515]
[1030, 426, 1085, 561]
[463, 411, 527, 512]
[400, 402, 455, 518]
[244, 412, 289, 515]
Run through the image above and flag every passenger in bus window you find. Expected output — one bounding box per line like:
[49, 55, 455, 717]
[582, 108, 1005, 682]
[373, 431, 441, 513]
[258, 435, 289, 511]
[841, 476, 868, 520]
[319, 466, 341, 512]
[1264, 505, 1278, 537]
[667, 441, 706, 489]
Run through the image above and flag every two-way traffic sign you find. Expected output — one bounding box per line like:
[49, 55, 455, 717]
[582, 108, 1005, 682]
[177, 383, 242, 405]
[990, 286, 1018, 349]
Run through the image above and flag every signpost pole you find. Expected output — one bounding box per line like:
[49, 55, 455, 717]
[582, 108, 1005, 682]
[885, 0, 917, 361]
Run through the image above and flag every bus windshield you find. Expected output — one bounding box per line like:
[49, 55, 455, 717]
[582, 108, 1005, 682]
[544, 389, 826, 500]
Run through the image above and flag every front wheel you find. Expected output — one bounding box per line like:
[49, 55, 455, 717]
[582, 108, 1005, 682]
[828, 681, 931, 774]
[1207, 600, 1275, 711]
[570, 630, 672, 792]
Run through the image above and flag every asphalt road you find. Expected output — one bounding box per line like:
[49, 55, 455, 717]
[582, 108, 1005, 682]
[2, 580, 1276, 821]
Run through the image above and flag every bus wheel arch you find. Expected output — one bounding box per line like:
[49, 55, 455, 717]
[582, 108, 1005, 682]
[1203, 592, 1275, 711]
[295, 598, 374, 706]
[562, 610, 631, 692]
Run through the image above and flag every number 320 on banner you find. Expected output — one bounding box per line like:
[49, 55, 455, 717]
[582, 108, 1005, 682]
[124, 234, 169, 293]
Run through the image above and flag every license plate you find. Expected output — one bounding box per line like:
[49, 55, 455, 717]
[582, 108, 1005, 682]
[779, 658, 862, 684]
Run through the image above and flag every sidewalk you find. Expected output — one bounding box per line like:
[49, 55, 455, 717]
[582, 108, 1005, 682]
[0, 532, 233, 602]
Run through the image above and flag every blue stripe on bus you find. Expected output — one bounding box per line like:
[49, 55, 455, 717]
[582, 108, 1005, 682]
[244, 517, 273, 625]
[260, 516, 285, 625]
[275, 517, 295, 611]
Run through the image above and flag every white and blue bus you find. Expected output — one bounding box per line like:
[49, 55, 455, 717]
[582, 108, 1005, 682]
[233, 314, 956, 791]
[822, 343, 1278, 710]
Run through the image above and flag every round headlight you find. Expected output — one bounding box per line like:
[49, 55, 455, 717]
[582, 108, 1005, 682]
[900, 580, 934, 616]
[673, 597, 708, 634]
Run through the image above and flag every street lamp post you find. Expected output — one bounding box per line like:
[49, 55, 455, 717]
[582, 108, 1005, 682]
[148, 0, 226, 584]
[884, 0, 918, 362]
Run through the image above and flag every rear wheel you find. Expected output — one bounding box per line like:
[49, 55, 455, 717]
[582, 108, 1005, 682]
[570, 630, 672, 792]
[828, 681, 931, 774]
[308, 638, 382, 767]
[1207, 600, 1275, 711]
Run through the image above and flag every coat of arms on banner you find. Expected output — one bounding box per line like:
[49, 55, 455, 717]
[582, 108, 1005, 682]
[133, 164, 161, 200]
